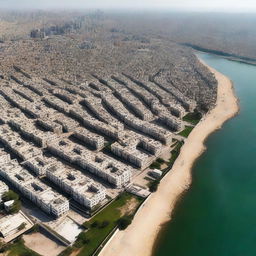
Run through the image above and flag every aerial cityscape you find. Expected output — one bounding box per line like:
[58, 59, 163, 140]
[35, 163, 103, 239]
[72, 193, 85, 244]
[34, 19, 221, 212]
[0, 1, 255, 256]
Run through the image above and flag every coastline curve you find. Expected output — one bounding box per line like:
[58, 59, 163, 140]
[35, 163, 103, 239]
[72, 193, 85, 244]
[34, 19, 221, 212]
[99, 59, 239, 256]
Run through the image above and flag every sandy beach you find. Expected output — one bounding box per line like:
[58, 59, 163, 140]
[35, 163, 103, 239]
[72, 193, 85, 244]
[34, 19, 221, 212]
[99, 61, 239, 256]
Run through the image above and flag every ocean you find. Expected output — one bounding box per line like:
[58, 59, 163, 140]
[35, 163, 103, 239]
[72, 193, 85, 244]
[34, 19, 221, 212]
[154, 53, 256, 256]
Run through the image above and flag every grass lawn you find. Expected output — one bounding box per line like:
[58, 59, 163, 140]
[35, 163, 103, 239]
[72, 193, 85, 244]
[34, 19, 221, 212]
[169, 140, 184, 165]
[149, 158, 166, 170]
[182, 112, 202, 125]
[75, 192, 143, 256]
[149, 161, 161, 169]
[178, 126, 194, 138]
[7, 239, 40, 256]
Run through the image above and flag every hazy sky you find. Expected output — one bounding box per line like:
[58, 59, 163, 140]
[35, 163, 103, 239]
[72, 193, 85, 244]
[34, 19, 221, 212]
[0, 0, 256, 12]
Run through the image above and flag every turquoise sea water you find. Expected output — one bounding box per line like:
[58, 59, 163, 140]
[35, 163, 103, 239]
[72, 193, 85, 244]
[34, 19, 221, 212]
[154, 53, 256, 256]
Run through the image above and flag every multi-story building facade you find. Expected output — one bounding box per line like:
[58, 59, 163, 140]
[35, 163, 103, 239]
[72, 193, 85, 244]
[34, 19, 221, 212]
[46, 163, 106, 209]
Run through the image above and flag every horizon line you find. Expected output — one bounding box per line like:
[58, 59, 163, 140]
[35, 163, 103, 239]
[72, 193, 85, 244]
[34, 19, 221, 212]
[1, 7, 256, 14]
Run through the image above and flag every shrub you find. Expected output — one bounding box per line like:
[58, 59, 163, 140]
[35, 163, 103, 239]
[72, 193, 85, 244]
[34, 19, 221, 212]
[2, 190, 19, 202]
[117, 216, 133, 230]
[0, 241, 5, 251]
[76, 232, 90, 245]
[18, 222, 26, 231]
[73, 240, 83, 249]
[91, 221, 99, 228]
[9, 200, 21, 214]
[100, 221, 110, 229]
[156, 158, 165, 164]
[31, 224, 39, 233]
[149, 161, 161, 170]
[149, 180, 160, 192]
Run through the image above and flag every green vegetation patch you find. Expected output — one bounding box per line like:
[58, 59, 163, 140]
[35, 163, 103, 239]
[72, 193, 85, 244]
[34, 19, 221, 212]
[178, 126, 194, 138]
[149, 161, 161, 169]
[17, 223, 26, 231]
[168, 140, 184, 167]
[57, 247, 73, 256]
[149, 158, 166, 170]
[68, 192, 143, 256]
[2, 190, 19, 201]
[103, 141, 112, 152]
[156, 158, 165, 164]
[182, 111, 202, 125]
[6, 238, 40, 256]
[148, 179, 160, 192]
[117, 215, 134, 230]
[2, 190, 21, 214]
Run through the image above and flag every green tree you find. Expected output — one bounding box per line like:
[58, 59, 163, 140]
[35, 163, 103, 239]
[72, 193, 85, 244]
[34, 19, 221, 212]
[117, 216, 133, 230]
[149, 161, 161, 169]
[91, 221, 99, 228]
[18, 222, 26, 231]
[77, 233, 90, 244]
[9, 200, 21, 214]
[2, 190, 19, 202]
[31, 224, 39, 233]
[149, 180, 160, 192]
[100, 220, 110, 229]
[156, 158, 165, 164]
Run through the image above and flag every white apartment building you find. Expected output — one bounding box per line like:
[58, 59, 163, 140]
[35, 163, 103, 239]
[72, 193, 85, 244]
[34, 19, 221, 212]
[0, 149, 11, 164]
[73, 127, 105, 150]
[46, 163, 106, 209]
[83, 153, 132, 188]
[23, 155, 55, 176]
[0, 160, 69, 217]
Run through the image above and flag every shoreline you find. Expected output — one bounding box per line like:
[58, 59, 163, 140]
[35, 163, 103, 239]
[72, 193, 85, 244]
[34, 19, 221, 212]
[99, 60, 239, 256]
[181, 43, 256, 66]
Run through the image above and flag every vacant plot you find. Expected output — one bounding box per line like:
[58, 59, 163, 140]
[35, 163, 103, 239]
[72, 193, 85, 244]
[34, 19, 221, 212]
[23, 232, 65, 256]
[5, 238, 40, 256]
